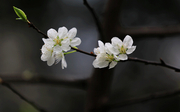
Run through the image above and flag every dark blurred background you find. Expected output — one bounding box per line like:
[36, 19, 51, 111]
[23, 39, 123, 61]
[1, 0, 180, 112]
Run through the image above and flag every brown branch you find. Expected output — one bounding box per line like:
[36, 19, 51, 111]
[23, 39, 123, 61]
[103, 0, 123, 41]
[83, 0, 104, 39]
[127, 57, 180, 72]
[23, 21, 180, 73]
[0, 75, 88, 90]
[27, 21, 48, 38]
[106, 88, 180, 110]
[71, 47, 96, 57]
[117, 25, 180, 37]
[27, 21, 180, 73]
[0, 78, 48, 112]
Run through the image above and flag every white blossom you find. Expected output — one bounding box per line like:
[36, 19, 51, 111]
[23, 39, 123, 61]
[53, 46, 67, 69]
[41, 44, 55, 66]
[93, 35, 136, 69]
[40, 26, 81, 68]
[67, 28, 81, 47]
[111, 35, 136, 60]
[93, 41, 119, 69]
[47, 27, 71, 51]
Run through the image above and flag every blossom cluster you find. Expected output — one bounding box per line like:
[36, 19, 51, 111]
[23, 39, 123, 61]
[93, 35, 136, 69]
[41, 27, 136, 69]
[41, 27, 81, 69]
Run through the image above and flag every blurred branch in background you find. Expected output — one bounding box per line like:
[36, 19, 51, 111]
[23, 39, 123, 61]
[106, 88, 180, 110]
[0, 75, 88, 90]
[118, 25, 180, 37]
[83, 0, 104, 39]
[127, 57, 180, 72]
[0, 78, 48, 112]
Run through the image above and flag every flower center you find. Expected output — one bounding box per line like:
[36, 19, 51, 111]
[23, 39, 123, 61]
[106, 54, 114, 62]
[119, 45, 127, 54]
[54, 36, 63, 46]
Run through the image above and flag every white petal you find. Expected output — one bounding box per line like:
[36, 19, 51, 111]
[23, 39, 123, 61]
[41, 52, 51, 61]
[53, 46, 62, 52]
[98, 61, 109, 68]
[41, 45, 48, 53]
[105, 43, 119, 55]
[67, 28, 77, 39]
[98, 40, 105, 53]
[55, 56, 61, 65]
[111, 37, 122, 48]
[42, 38, 54, 45]
[47, 56, 55, 66]
[70, 37, 81, 47]
[109, 61, 117, 69]
[92, 59, 99, 68]
[92, 59, 109, 68]
[94, 48, 99, 55]
[117, 54, 128, 60]
[61, 56, 67, 69]
[58, 27, 68, 38]
[61, 39, 71, 51]
[123, 35, 133, 48]
[54, 52, 62, 64]
[47, 28, 58, 40]
[126, 46, 136, 54]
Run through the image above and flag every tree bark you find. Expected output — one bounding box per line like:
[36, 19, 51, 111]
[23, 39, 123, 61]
[85, 68, 114, 112]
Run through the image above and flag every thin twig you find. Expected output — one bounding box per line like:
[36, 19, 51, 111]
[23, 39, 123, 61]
[27, 20, 180, 72]
[27, 21, 48, 38]
[71, 47, 96, 57]
[117, 25, 180, 37]
[0, 75, 88, 90]
[127, 57, 180, 72]
[106, 88, 180, 110]
[0, 79, 48, 112]
[83, 0, 104, 39]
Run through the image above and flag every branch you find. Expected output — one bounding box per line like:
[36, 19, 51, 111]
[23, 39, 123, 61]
[0, 78, 48, 112]
[83, 0, 104, 39]
[71, 47, 96, 57]
[27, 21, 48, 38]
[117, 25, 180, 37]
[106, 88, 180, 110]
[0, 75, 88, 90]
[26, 20, 180, 73]
[103, 0, 123, 41]
[127, 57, 180, 72]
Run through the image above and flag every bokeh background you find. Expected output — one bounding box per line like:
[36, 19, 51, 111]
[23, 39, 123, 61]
[1, 0, 180, 112]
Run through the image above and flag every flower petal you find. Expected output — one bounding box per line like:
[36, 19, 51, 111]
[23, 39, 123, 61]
[42, 38, 54, 45]
[92, 59, 99, 68]
[126, 46, 136, 54]
[92, 58, 109, 68]
[61, 56, 67, 69]
[109, 61, 117, 69]
[67, 28, 77, 39]
[41, 45, 48, 53]
[117, 54, 128, 60]
[58, 27, 68, 38]
[98, 61, 109, 68]
[47, 56, 55, 66]
[41, 51, 51, 61]
[98, 40, 105, 53]
[70, 37, 81, 47]
[105, 43, 119, 55]
[47, 28, 58, 40]
[111, 37, 122, 48]
[123, 35, 133, 48]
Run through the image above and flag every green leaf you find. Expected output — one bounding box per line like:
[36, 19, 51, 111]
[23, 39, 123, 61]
[13, 6, 28, 22]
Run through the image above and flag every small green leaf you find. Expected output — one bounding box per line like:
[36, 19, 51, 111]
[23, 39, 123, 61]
[13, 6, 28, 22]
